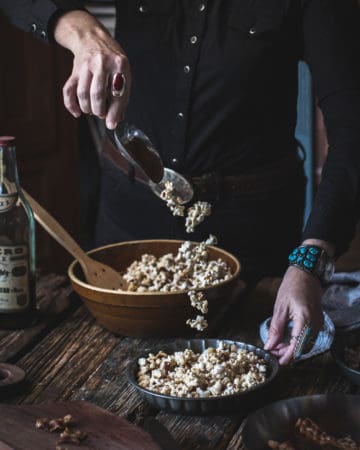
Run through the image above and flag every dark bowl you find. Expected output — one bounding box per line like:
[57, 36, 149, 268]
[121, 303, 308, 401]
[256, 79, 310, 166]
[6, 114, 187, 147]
[242, 394, 360, 450]
[331, 331, 360, 386]
[127, 338, 279, 415]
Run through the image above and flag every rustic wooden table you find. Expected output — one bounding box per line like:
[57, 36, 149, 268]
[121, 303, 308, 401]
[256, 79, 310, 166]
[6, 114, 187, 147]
[1, 274, 359, 449]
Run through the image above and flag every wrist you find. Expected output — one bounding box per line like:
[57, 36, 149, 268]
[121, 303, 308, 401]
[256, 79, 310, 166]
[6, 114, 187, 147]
[288, 243, 335, 285]
[54, 10, 109, 54]
[301, 239, 335, 259]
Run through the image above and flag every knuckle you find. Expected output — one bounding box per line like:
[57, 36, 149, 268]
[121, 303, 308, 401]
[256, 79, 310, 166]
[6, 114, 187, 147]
[63, 85, 73, 98]
[63, 97, 72, 108]
[121, 54, 129, 67]
[91, 89, 104, 101]
[77, 90, 89, 102]
[114, 54, 124, 69]
[94, 53, 106, 69]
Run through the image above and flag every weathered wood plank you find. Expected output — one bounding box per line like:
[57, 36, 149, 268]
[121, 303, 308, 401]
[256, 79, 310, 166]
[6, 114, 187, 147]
[10, 307, 118, 405]
[3, 276, 357, 450]
[0, 275, 77, 362]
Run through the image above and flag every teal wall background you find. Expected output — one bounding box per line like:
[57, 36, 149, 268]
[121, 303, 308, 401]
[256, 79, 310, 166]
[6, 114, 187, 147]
[295, 61, 314, 226]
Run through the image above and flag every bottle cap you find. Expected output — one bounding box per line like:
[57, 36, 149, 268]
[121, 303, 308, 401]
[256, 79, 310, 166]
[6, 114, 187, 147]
[0, 136, 15, 146]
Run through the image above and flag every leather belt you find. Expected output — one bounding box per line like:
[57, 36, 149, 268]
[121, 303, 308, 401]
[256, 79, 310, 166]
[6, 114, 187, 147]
[190, 153, 302, 196]
[102, 135, 302, 196]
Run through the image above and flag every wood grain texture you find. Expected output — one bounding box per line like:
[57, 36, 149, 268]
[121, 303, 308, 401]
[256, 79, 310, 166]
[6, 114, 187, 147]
[0, 275, 76, 363]
[0, 401, 160, 450]
[2, 276, 358, 450]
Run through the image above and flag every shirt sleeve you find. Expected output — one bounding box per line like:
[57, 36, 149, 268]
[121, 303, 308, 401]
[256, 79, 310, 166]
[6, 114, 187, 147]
[301, 0, 360, 256]
[0, 0, 85, 43]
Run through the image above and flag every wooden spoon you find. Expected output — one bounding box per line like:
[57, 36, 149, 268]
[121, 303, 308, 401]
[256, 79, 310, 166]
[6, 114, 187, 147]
[22, 190, 128, 291]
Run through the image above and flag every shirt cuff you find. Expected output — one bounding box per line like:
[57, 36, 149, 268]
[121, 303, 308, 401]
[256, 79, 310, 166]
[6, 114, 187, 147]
[29, 0, 85, 43]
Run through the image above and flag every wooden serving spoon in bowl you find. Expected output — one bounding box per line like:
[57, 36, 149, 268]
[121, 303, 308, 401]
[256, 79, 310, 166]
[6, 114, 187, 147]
[22, 190, 128, 291]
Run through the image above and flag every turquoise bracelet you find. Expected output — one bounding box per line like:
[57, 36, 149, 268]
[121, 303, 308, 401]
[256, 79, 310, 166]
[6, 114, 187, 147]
[288, 245, 322, 274]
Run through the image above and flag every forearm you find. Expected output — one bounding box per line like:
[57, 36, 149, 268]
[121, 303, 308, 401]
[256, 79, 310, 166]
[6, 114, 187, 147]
[54, 9, 110, 54]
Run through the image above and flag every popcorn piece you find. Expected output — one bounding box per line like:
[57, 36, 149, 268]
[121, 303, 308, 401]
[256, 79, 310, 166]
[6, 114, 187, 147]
[205, 234, 217, 246]
[160, 181, 185, 217]
[186, 315, 208, 331]
[185, 201, 212, 233]
[137, 343, 268, 398]
[123, 235, 231, 293]
[188, 290, 208, 314]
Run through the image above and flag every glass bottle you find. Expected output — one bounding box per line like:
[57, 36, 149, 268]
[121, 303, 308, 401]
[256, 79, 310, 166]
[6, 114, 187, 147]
[0, 136, 36, 329]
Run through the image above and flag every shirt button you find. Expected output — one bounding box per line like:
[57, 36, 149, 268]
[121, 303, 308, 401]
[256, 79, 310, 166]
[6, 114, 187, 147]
[198, 3, 206, 12]
[31, 23, 37, 32]
[40, 30, 47, 39]
[139, 5, 148, 13]
[172, 158, 179, 164]
[183, 65, 191, 74]
[177, 112, 184, 119]
[249, 27, 256, 36]
[190, 35, 198, 44]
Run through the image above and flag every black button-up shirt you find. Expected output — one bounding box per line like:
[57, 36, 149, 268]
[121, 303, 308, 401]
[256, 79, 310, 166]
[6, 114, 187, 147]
[2, 0, 360, 255]
[114, 0, 360, 255]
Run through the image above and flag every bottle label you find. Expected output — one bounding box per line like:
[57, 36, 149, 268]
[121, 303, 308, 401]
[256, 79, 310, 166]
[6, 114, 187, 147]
[0, 193, 18, 213]
[0, 245, 29, 312]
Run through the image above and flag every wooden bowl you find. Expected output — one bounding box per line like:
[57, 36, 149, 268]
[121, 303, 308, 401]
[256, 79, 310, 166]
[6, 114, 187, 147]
[68, 240, 241, 337]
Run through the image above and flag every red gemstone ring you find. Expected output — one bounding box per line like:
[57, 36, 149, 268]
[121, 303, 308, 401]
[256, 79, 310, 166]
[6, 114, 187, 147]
[111, 73, 126, 98]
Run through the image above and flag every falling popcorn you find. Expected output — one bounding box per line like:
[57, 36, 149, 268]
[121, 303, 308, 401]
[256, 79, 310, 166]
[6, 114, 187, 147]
[185, 201, 212, 233]
[188, 290, 208, 314]
[186, 315, 208, 331]
[123, 236, 231, 292]
[160, 180, 185, 217]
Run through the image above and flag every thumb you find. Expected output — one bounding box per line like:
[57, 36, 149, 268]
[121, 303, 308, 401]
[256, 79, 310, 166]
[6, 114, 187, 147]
[264, 309, 287, 350]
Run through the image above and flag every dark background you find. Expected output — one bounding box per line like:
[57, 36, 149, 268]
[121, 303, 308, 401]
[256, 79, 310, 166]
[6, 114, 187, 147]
[0, 2, 359, 275]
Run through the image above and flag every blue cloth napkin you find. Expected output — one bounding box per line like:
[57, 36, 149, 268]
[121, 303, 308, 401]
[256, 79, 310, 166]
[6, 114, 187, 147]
[259, 312, 335, 361]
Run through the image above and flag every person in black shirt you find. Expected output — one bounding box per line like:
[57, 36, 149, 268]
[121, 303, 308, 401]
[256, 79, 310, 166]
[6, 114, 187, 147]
[1, 0, 360, 365]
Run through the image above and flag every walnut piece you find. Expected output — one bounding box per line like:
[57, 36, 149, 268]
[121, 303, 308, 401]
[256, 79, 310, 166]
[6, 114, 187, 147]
[268, 417, 360, 450]
[35, 414, 87, 448]
[35, 415, 72, 433]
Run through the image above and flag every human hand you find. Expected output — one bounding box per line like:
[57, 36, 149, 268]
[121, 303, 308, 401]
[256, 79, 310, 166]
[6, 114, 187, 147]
[264, 266, 324, 365]
[54, 10, 131, 129]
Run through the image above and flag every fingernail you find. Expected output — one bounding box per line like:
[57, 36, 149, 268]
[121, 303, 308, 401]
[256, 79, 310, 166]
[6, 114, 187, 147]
[264, 341, 271, 350]
[107, 121, 116, 130]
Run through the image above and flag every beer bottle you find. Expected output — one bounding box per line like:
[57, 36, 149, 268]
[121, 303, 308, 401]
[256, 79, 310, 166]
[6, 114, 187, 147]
[0, 137, 36, 329]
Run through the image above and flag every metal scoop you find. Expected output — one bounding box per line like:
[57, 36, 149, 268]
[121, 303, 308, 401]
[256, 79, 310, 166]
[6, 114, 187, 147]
[109, 123, 194, 204]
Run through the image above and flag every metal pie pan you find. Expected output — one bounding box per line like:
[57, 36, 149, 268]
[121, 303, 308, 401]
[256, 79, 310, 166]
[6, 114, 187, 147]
[126, 338, 279, 415]
[331, 331, 360, 386]
[242, 394, 360, 450]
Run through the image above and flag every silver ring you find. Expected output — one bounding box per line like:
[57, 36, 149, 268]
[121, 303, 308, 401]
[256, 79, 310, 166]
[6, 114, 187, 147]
[292, 323, 313, 360]
[111, 73, 126, 98]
